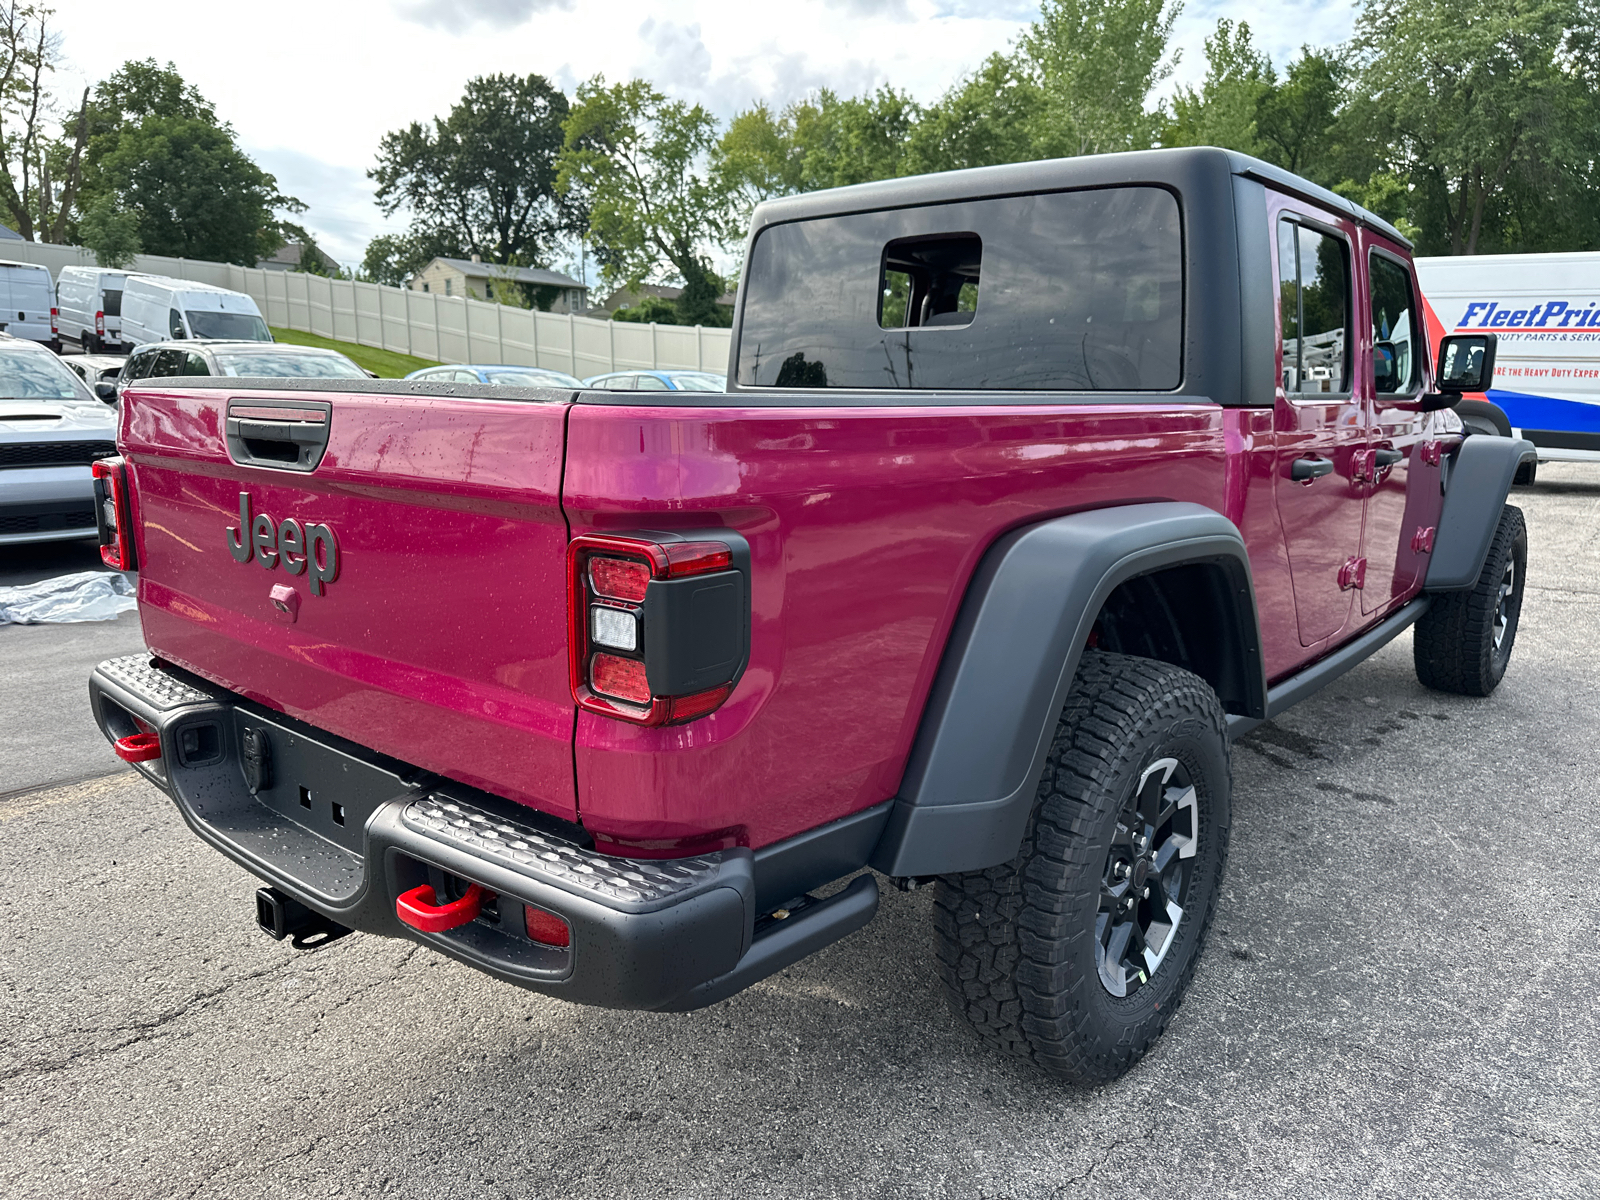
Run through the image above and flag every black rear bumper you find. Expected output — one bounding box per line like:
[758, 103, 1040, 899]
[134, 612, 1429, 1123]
[89, 654, 879, 1010]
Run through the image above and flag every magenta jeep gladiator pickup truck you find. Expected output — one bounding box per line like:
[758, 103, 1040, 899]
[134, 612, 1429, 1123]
[89, 149, 1531, 1083]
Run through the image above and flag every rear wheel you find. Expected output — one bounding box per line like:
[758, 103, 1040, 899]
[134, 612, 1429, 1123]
[1414, 504, 1526, 696]
[932, 651, 1230, 1084]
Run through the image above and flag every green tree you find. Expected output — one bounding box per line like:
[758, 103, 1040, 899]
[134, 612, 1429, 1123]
[0, 3, 90, 243]
[1345, 0, 1599, 254]
[1162, 19, 1274, 155]
[559, 77, 730, 327]
[785, 86, 919, 191]
[371, 73, 580, 270]
[77, 61, 296, 265]
[904, 52, 1044, 175]
[1020, 0, 1181, 157]
[360, 230, 460, 287]
[1254, 48, 1347, 182]
[76, 193, 139, 267]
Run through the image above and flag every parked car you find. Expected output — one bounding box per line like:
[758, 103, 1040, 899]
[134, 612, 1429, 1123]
[404, 364, 585, 388]
[112, 341, 367, 399]
[583, 369, 726, 391]
[119, 276, 270, 347]
[88, 148, 1530, 1086]
[0, 334, 115, 545]
[57, 265, 135, 353]
[65, 353, 129, 393]
[0, 260, 60, 353]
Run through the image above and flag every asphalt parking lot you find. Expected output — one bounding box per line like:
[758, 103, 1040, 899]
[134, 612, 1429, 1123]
[2, 470, 1597, 1200]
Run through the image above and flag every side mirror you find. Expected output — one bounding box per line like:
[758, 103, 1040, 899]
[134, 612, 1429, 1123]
[94, 380, 117, 403]
[1437, 333, 1496, 393]
[1373, 341, 1399, 394]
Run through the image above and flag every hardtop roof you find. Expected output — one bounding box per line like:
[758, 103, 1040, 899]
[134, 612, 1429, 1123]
[746, 146, 1410, 250]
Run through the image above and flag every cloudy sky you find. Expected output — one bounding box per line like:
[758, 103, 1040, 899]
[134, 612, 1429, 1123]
[46, 0, 1357, 270]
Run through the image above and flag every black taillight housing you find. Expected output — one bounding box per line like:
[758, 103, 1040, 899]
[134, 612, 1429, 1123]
[91, 456, 137, 571]
[568, 530, 751, 726]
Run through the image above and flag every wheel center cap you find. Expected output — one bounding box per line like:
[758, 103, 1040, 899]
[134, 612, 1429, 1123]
[1132, 858, 1152, 890]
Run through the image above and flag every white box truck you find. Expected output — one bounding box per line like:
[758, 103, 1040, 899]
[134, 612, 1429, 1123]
[1418, 251, 1600, 481]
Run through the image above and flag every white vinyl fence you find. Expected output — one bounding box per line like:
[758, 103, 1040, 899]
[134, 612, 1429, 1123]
[3, 240, 734, 378]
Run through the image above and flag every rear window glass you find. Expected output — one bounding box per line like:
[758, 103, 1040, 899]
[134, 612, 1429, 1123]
[736, 186, 1182, 391]
[102, 289, 122, 317]
[186, 311, 270, 341]
[214, 351, 366, 378]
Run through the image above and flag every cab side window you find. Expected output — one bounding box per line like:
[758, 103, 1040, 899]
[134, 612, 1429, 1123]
[635, 374, 669, 390]
[183, 352, 211, 376]
[1369, 254, 1419, 395]
[1277, 218, 1351, 394]
[149, 349, 184, 377]
[123, 350, 156, 381]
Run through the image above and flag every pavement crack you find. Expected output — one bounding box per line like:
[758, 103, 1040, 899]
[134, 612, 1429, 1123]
[1055, 1120, 1158, 1192]
[0, 956, 299, 1082]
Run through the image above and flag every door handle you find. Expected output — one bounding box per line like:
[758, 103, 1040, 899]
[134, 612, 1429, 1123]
[1290, 457, 1335, 482]
[1374, 448, 1404, 469]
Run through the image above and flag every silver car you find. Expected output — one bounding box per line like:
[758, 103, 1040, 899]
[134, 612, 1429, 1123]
[0, 336, 118, 545]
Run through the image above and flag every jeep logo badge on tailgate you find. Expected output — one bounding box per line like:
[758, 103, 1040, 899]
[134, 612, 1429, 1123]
[226, 492, 339, 595]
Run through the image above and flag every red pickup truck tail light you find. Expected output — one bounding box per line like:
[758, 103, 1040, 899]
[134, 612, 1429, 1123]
[91, 457, 137, 571]
[567, 532, 750, 726]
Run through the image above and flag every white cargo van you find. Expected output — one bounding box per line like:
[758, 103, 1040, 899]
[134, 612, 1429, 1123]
[56, 266, 134, 353]
[119, 276, 270, 346]
[1419, 250, 1600, 482]
[0, 260, 60, 352]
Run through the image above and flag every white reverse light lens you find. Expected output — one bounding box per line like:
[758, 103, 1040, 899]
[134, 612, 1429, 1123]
[590, 605, 638, 652]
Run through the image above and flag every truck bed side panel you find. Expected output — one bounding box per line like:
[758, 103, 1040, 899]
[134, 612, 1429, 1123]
[564, 400, 1229, 853]
[124, 386, 578, 820]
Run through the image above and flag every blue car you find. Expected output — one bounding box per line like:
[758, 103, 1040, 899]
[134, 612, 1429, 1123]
[582, 370, 727, 392]
[404, 364, 586, 389]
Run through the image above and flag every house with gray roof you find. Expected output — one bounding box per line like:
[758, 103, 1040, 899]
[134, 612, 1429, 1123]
[408, 255, 588, 313]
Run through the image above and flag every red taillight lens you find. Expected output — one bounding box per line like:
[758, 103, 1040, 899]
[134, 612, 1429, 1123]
[590, 652, 651, 704]
[524, 906, 571, 947]
[567, 533, 747, 727]
[95, 309, 104, 335]
[590, 556, 650, 601]
[91, 457, 136, 571]
[50, 305, 58, 334]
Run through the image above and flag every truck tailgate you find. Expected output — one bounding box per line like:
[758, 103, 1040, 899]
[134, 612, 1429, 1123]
[122, 383, 577, 821]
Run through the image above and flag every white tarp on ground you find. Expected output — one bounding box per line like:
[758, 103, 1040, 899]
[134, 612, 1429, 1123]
[0, 571, 135, 624]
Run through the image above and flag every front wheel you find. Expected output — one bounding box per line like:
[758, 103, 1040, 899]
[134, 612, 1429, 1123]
[1414, 504, 1526, 696]
[932, 651, 1231, 1084]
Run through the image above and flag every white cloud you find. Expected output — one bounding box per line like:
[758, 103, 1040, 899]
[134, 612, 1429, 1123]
[393, 0, 571, 34]
[41, 0, 1348, 266]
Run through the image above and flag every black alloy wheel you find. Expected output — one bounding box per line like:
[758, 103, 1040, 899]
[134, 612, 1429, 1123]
[1097, 756, 1198, 998]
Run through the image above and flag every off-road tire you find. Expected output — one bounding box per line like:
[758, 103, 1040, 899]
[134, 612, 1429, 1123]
[932, 651, 1231, 1084]
[1414, 504, 1526, 696]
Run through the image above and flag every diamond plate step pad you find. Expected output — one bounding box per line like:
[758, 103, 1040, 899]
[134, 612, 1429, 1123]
[402, 795, 726, 908]
[97, 654, 215, 710]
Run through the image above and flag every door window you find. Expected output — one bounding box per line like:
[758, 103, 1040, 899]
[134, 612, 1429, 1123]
[182, 352, 211, 376]
[635, 374, 669, 390]
[1369, 253, 1418, 395]
[1277, 219, 1350, 394]
[149, 349, 184, 377]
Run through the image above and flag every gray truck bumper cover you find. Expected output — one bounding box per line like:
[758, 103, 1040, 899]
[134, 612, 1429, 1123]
[87, 653, 879, 1011]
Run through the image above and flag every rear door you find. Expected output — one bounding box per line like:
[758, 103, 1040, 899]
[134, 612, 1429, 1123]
[1269, 197, 1367, 648]
[122, 383, 580, 820]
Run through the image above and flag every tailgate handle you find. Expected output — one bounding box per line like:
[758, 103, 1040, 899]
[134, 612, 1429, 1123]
[225, 400, 332, 472]
[396, 882, 489, 933]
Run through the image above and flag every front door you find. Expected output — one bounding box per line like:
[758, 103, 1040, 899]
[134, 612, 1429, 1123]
[1271, 202, 1367, 649]
[1361, 245, 1430, 615]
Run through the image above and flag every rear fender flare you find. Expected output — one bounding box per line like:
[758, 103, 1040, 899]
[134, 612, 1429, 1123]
[870, 502, 1264, 878]
[1425, 435, 1534, 591]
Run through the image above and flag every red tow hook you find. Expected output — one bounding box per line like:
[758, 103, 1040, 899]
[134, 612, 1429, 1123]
[396, 882, 489, 932]
[113, 732, 162, 763]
